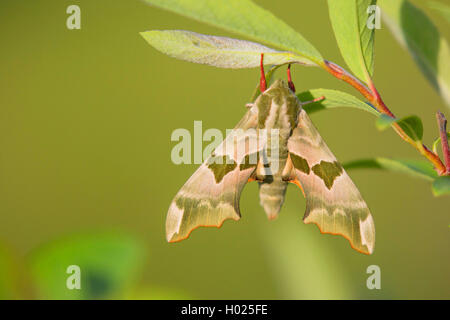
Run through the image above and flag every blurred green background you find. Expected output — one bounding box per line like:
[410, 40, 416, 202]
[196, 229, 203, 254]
[0, 0, 449, 299]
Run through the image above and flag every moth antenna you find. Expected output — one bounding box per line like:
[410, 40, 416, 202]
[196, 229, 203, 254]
[287, 64, 296, 93]
[260, 53, 267, 92]
[301, 96, 325, 106]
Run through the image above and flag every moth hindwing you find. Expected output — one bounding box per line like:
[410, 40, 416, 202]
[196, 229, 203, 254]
[166, 79, 375, 255]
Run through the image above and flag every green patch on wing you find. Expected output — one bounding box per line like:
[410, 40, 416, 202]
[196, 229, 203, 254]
[257, 93, 272, 127]
[304, 196, 375, 254]
[312, 161, 344, 189]
[174, 195, 237, 217]
[290, 153, 310, 174]
[239, 153, 258, 170]
[207, 156, 237, 183]
[175, 196, 195, 212]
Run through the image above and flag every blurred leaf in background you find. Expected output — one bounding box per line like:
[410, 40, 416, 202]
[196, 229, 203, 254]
[259, 210, 355, 299]
[428, 1, 450, 23]
[380, 0, 450, 107]
[27, 232, 145, 299]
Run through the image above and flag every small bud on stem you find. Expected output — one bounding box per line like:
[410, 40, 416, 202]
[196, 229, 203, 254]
[301, 96, 325, 106]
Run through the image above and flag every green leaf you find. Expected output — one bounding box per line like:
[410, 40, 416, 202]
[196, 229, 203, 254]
[327, 0, 377, 82]
[393, 116, 424, 141]
[345, 158, 450, 197]
[344, 157, 439, 181]
[376, 114, 423, 142]
[297, 89, 379, 116]
[142, 0, 322, 65]
[429, 1, 450, 23]
[140, 30, 312, 68]
[375, 114, 397, 129]
[432, 176, 450, 196]
[28, 232, 145, 299]
[432, 132, 450, 154]
[380, 0, 450, 107]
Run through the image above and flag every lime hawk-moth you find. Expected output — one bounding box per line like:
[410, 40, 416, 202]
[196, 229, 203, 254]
[166, 59, 375, 254]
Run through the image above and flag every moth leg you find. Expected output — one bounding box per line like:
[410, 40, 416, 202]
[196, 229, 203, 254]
[281, 154, 294, 180]
[248, 172, 263, 183]
[300, 96, 326, 106]
[245, 103, 255, 109]
[248, 177, 263, 182]
[287, 64, 296, 93]
[260, 53, 267, 92]
[282, 155, 305, 196]
[255, 151, 271, 181]
[255, 161, 265, 181]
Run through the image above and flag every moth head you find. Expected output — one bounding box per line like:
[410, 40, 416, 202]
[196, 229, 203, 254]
[265, 79, 300, 105]
[255, 79, 302, 120]
[267, 79, 291, 92]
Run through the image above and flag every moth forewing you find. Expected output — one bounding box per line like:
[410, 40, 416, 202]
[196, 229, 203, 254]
[166, 108, 262, 242]
[225, 127, 261, 167]
[287, 109, 375, 254]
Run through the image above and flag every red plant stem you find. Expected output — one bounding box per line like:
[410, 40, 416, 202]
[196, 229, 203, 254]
[323, 60, 395, 117]
[321, 60, 447, 175]
[367, 78, 396, 118]
[421, 144, 446, 175]
[436, 111, 450, 175]
[323, 60, 374, 104]
[301, 96, 325, 106]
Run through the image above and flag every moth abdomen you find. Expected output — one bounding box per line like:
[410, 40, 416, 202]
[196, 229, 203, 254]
[258, 179, 288, 220]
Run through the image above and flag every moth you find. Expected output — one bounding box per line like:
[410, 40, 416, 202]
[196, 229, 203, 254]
[166, 58, 375, 254]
